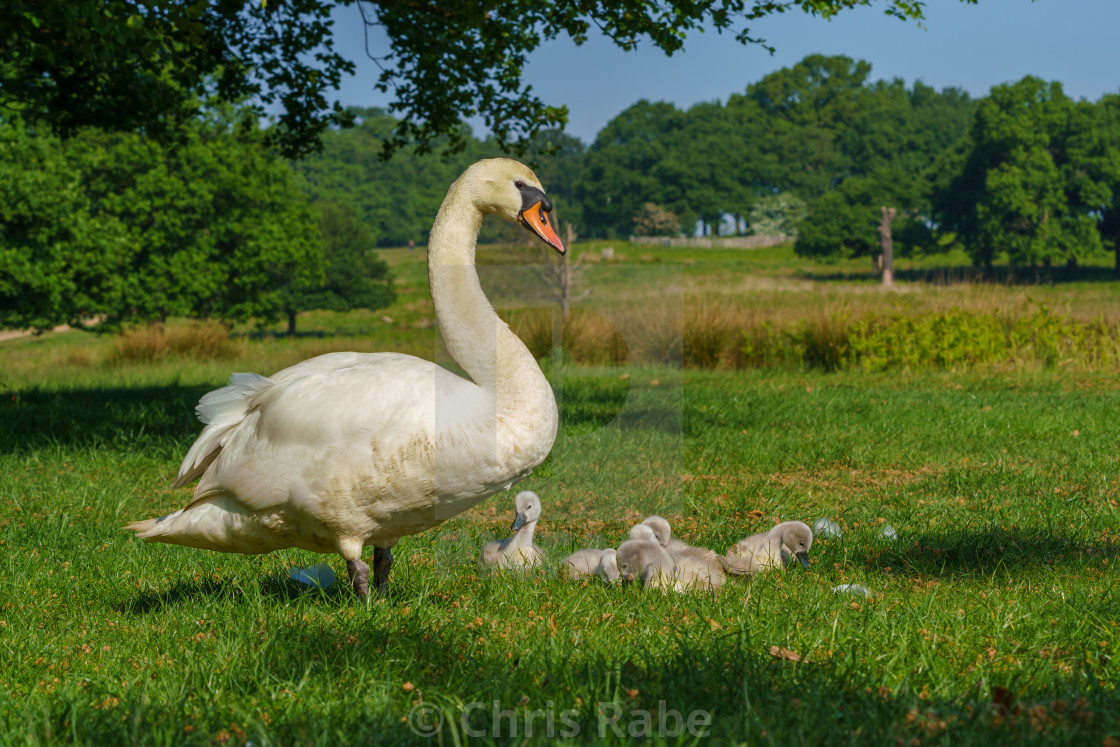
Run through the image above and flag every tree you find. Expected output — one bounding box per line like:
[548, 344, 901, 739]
[1, 0, 354, 158]
[633, 203, 681, 237]
[795, 166, 925, 270]
[1081, 95, 1120, 274]
[929, 77, 1108, 269]
[729, 55, 870, 200]
[0, 111, 323, 332]
[654, 101, 756, 235]
[292, 108, 494, 246]
[282, 201, 396, 336]
[748, 193, 807, 237]
[0, 119, 134, 331]
[3, 1, 970, 159]
[577, 100, 685, 238]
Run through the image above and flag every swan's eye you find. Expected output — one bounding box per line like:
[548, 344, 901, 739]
[514, 180, 525, 189]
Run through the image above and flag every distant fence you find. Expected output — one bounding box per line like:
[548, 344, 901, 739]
[629, 234, 792, 249]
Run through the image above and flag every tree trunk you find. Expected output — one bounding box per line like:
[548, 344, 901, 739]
[560, 222, 576, 322]
[287, 309, 297, 337]
[879, 206, 897, 287]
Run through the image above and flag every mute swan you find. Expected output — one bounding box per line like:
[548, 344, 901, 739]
[615, 538, 681, 592]
[480, 490, 544, 569]
[628, 524, 659, 543]
[640, 515, 689, 552]
[640, 515, 752, 590]
[126, 159, 565, 599]
[562, 548, 604, 579]
[727, 521, 813, 571]
[596, 548, 620, 582]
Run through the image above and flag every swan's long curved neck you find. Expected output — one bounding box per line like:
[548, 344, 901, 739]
[427, 186, 500, 391]
[426, 177, 557, 463]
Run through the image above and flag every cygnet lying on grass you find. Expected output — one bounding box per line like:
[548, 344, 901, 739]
[615, 538, 681, 592]
[597, 548, 619, 582]
[727, 520, 813, 571]
[640, 515, 690, 552]
[562, 548, 604, 579]
[480, 490, 544, 570]
[628, 524, 659, 543]
[642, 515, 753, 589]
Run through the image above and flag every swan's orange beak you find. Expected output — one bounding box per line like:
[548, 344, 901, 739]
[519, 201, 565, 255]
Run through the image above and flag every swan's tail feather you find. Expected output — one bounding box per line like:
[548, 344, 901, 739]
[124, 498, 274, 554]
[125, 509, 184, 538]
[172, 373, 273, 488]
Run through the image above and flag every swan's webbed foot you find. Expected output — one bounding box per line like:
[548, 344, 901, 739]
[347, 558, 370, 600]
[373, 546, 393, 595]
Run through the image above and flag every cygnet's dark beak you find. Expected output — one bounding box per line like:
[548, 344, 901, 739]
[796, 551, 810, 569]
[510, 512, 528, 531]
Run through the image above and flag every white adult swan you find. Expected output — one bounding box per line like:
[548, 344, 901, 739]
[126, 159, 565, 599]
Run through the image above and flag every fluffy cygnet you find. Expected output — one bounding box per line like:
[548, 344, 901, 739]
[640, 515, 690, 552]
[615, 538, 680, 592]
[727, 520, 813, 571]
[562, 548, 604, 579]
[597, 548, 620, 582]
[480, 490, 544, 569]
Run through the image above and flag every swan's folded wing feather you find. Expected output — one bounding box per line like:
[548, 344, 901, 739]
[173, 373, 273, 488]
[186, 353, 485, 514]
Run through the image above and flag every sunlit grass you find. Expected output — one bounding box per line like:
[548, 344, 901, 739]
[1, 241, 1119, 744]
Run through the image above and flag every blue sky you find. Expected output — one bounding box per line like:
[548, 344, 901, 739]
[326, 0, 1120, 144]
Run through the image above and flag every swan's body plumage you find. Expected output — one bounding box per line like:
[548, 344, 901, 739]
[596, 548, 620, 582]
[616, 539, 681, 592]
[727, 521, 814, 571]
[562, 549, 604, 579]
[127, 159, 565, 597]
[638, 515, 752, 590]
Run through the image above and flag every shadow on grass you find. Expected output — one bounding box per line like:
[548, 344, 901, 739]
[799, 264, 1120, 286]
[209, 618, 1115, 745]
[0, 385, 211, 454]
[116, 572, 358, 614]
[852, 526, 1118, 577]
[24, 618, 1116, 745]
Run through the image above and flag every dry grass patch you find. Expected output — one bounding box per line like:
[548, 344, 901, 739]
[108, 322, 242, 364]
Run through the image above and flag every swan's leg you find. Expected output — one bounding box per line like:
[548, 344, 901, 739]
[373, 546, 393, 594]
[346, 558, 370, 600]
[339, 538, 370, 600]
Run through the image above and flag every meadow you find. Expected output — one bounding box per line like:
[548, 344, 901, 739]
[1, 243, 1118, 745]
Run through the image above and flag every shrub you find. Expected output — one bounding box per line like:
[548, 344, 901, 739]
[108, 322, 240, 364]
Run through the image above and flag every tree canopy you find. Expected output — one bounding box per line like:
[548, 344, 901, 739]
[928, 77, 1112, 268]
[0, 110, 389, 333]
[2, 0, 975, 159]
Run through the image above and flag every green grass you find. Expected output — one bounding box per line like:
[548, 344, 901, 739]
[1, 242, 1119, 745]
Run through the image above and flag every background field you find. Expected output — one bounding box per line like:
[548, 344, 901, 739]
[1, 243, 1118, 745]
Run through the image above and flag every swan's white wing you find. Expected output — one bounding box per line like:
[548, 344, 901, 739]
[172, 373, 273, 487]
[187, 352, 489, 515]
[172, 353, 373, 488]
